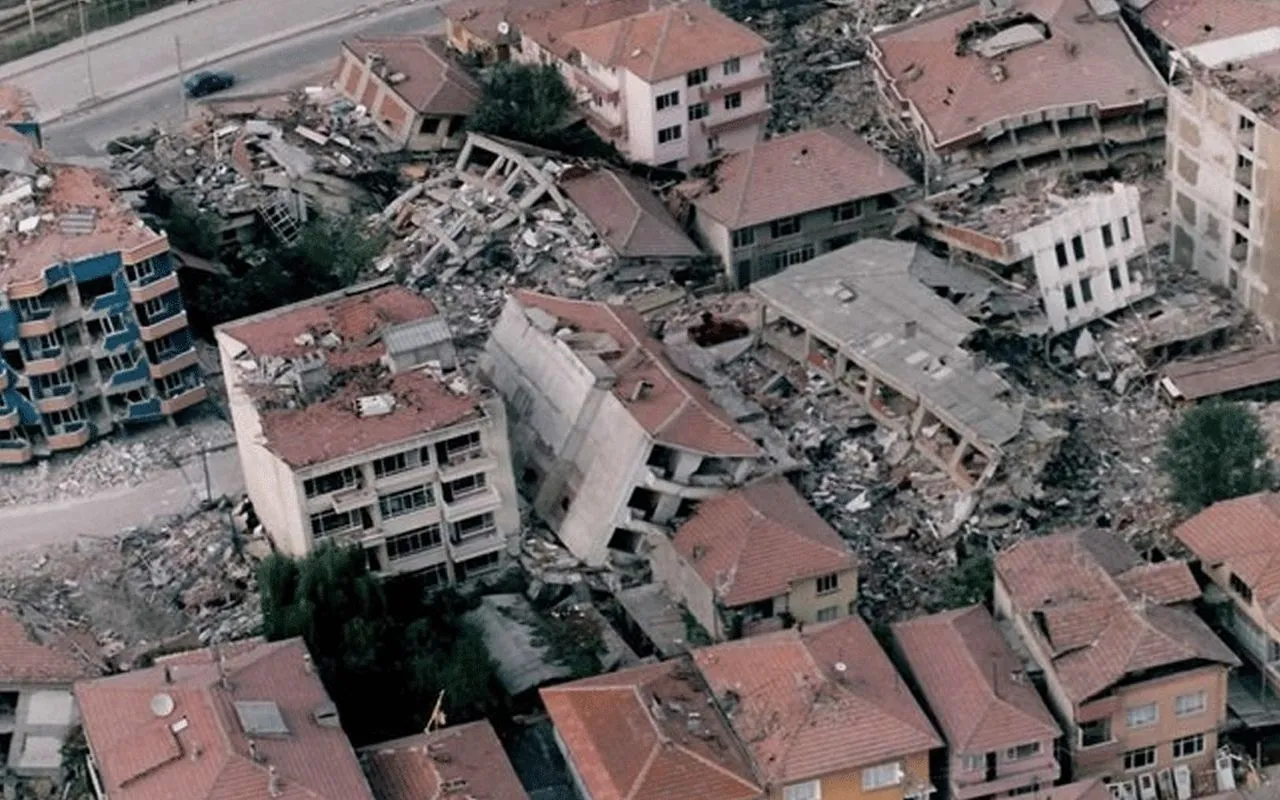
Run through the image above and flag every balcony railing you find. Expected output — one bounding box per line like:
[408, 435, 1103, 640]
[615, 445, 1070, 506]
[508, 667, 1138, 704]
[0, 439, 33, 465]
[439, 445, 490, 476]
[24, 347, 68, 376]
[139, 310, 189, 342]
[697, 73, 769, 101]
[34, 385, 79, 414]
[702, 106, 771, 135]
[16, 308, 56, 337]
[0, 369, 8, 391]
[159, 384, 208, 416]
[148, 348, 198, 380]
[330, 484, 376, 514]
[129, 271, 179, 304]
[443, 485, 500, 521]
[0, 405, 18, 431]
[47, 422, 92, 451]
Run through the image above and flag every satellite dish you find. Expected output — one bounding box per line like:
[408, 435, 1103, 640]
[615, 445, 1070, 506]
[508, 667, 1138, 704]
[150, 693, 175, 718]
[497, 20, 511, 35]
[834, 662, 848, 673]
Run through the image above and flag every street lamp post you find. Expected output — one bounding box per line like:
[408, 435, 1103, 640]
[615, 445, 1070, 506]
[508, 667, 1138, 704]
[78, 0, 96, 100]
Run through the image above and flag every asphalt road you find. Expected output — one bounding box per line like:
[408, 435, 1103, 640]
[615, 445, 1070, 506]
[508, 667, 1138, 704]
[43, 2, 444, 156]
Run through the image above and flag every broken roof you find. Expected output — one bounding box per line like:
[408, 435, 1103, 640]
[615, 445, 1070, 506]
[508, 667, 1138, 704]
[442, 0, 568, 44]
[871, 0, 1165, 147]
[676, 126, 914, 230]
[1161, 346, 1280, 401]
[559, 0, 769, 82]
[672, 476, 856, 607]
[75, 638, 375, 800]
[893, 605, 1059, 756]
[751, 239, 1022, 447]
[560, 167, 702, 259]
[1140, 0, 1280, 52]
[0, 610, 98, 685]
[1175, 492, 1280, 630]
[995, 530, 1239, 705]
[462, 594, 574, 695]
[218, 281, 483, 468]
[695, 617, 940, 786]
[341, 35, 481, 116]
[541, 658, 762, 800]
[0, 83, 35, 125]
[511, 290, 762, 457]
[360, 720, 528, 800]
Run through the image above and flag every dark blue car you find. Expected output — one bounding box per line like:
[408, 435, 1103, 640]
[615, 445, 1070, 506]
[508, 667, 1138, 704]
[183, 70, 235, 98]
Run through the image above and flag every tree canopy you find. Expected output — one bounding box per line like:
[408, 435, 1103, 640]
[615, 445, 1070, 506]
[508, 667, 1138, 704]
[1160, 399, 1275, 512]
[469, 63, 574, 145]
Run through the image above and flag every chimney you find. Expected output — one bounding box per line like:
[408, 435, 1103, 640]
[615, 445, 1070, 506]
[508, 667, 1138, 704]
[164, 666, 173, 684]
[248, 739, 262, 763]
[268, 765, 282, 798]
[302, 653, 313, 675]
[904, 320, 918, 338]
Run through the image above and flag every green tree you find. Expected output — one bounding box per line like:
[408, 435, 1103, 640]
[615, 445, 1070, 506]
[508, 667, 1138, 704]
[469, 63, 574, 145]
[936, 552, 992, 610]
[1160, 399, 1275, 511]
[162, 198, 222, 259]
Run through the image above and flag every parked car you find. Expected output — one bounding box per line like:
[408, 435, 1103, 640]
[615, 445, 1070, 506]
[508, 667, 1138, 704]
[184, 70, 235, 98]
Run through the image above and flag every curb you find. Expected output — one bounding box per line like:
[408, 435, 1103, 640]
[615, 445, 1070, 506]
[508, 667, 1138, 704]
[41, 0, 413, 126]
[0, 0, 245, 81]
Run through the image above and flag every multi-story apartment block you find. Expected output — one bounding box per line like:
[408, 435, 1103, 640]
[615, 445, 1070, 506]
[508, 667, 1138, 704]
[216, 280, 520, 583]
[482, 290, 771, 566]
[915, 181, 1154, 333]
[995, 530, 1238, 790]
[869, 0, 1166, 192]
[517, 0, 771, 169]
[894, 604, 1062, 800]
[1135, 0, 1280, 333]
[673, 126, 916, 287]
[0, 162, 206, 466]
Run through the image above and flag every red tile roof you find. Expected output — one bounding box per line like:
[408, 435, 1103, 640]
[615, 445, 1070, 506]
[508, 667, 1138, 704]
[541, 659, 762, 800]
[0, 611, 98, 685]
[893, 605, 1059, 755]
[342, 35, 481, 116]
[520, 0, 655, 61]
[1140, 0, 1280, 51]
[442, 0, 568, 45]
[0, 83, 35, 124]
[870, 0, 1165, 148]
[996, 531, 1239, 705]
[1175, 492, 1280, 628]
[559, 0, 768, 82]
[672, 476, 856, 607]
[361, 720, 528, 800]
[676, 126, 914, 229]
[512, 291, 761, 457]
[695, 618, 941, 786]
[75, 638, 375, 800]
[560, 168, 702, 259]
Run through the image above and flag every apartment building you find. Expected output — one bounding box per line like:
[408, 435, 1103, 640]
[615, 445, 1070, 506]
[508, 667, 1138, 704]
[650, 475, 857, 639]
[517, 0, 771, 169]
[915, 181, 1154, 334]
[1174, 491, 1280, 694]
[483, 289, 769, 566]
[0, 610, 98, 781]
[442, 0, 564, 62]
[994, 530, 1239, 790]
[361, 720, 529, 800]
[76, 638, 375, 800]
[869, 0, 1166, 192]
[0, 162, 207, 466]
[1137, 0, 1280, 333]
[894, 605, 1062, 800]
[673, 126, 915, 287]
[216, 281, 519, 583]
[334, 35, 481, 152]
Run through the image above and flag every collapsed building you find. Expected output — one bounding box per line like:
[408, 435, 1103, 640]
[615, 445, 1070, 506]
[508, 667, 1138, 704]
[869, 0, 1167, 191]
[215, 280, 520, 582]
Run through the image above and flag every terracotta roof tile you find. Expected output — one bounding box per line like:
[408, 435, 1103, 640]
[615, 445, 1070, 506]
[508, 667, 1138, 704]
[540, 659, 762, 800]
[360, 720, 528, 800]
[512, 291, 760, 456]
[695, 618, 940, 786]
[893, 605, 1059, 755]
[75, 638, 375, 800]
[0, 611, 98, 684]
[559, 0, 768, 82]
[443, 0, 568, 45]
[0, 83, 35, 124]
[672, 476, 856, 607]
[676, 126, 914, 229]
[1140, 0, 1280, 51]
[1175, 492, 1280, 628]
[560, 168, 702, 258]
[520, 0, 655, 61]
[871, 0, 1165, 147]
[1114, 561, 1202, 605]
[343, 36, 481, 115]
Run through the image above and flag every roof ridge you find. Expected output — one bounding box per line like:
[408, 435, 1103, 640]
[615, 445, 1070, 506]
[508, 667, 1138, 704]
[614, 171, 645, 250]
[626, 733, 664, 800]
[674, 739, 763, 793]
[648, 4, 676, 81]
[730, 144, 757, 228]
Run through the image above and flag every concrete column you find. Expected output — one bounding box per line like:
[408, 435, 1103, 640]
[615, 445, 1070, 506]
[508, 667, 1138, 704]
[948, 437, 972, 473]
[671, 450, 701, 483]
[651, 491, 682, 524]
[863, 375, 877, 404]
[909, 404, 928, 437]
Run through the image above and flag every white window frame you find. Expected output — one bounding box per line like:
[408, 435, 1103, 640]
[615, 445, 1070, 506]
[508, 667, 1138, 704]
[960, 754, 983, 772]
[862, 762, 902, 791]
[784, 780, 821, 800]
[1174, 691, 1206, 717]
[724, 91, 742, 110]
[100, 314, 126, 335]
[655, 90, 679, 111]
[816, 573, 839, 595]
[1005, 742, 1040, 761]
[1123, 746, 1157, 773]
[126, 258, 157, 284]
[453, 511, 496, 541]
[657, 124, 682, 144]
[1126, 702, 1157, 729]
[1172, 733, 1205, 760]
[378, 485, 434, 519]
[815, 605, 838, 622]
[386, 524, 444, 561]
[723, 56, 741, 75]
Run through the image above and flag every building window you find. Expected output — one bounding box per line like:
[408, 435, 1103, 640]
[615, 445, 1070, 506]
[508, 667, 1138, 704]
[1229, 268, 1240, 291]
[1055, 242, 1068, 268]
[108, 350, 138, 372]
[784, 780, 820, 800]
[655, 90, 680, 110]
[1121, 216, 1132, 241]
[1063, 285, 1076, 310]
[862, 762, 901, 791]
[303, 467, 358, 498]
[1231, 572, 1254, 602]
[724, 91, 742, 110]
[440, 431, 482, 465]
[686, 67, 707, 86]
[125, 258, 157, 284]
[723, 56, 741, 75]
[1175, 691, 1207, 717]
[378, 485, 434, 519]
[707, 134, 721, 151]
[453, 511, 497, 541]
[960, 755, 984, 772]
[101, 314, 126, 335]
[1110, 266, 1122, 290]
[1079, 718, 1110, 747]
[1071, 234, 1085, 261]
[1006, 743, 1040, 761]
[771, 244, 814, 273]
[816, 605, 839, 622]
[832, 200, 861, 222]
[443, 472, 488, 502]
[1079, 277, 1093, 304]
[456, 551, 501, 580]
[1126, 702, 1157, 729]
[732, 227, 755, 248]
[771, 215, 802, 238]
[373, 450, 414, 478]
[1123, 746, 1157, 772]
[657, 124, 683, 144]
[689, 101, 709, 120]
[386, 524, 443, 561]
[1173, 734, 1206, 760]
[1102, 223, 1114, 248]
[310, 509, 359, 538]
[46, 408, 83, 426]
[816, 573, 840, 595]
